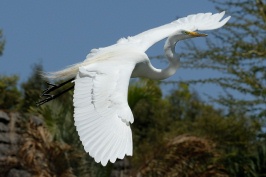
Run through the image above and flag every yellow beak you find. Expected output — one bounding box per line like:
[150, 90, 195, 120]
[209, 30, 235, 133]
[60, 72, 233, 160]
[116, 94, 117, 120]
[188, 31, 208, 37]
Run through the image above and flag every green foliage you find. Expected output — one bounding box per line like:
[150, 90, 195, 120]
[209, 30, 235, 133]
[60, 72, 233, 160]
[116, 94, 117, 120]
[0, 66, 263, 176]
[129, 79, 171, 167]
[177, 0, 266, 119]
[128, 79, 162, 109]
[165, 83, 262, 176]
[165, 2, 266, 174]
[20, 63, 47, 112]
[167, 82, 202, 122]
[253, 141, 266, 176]
[0, 75, 21, 110]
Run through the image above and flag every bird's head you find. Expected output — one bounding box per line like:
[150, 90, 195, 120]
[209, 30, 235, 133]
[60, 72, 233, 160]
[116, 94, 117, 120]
[165, 30, 207, 50]
[164, 30, 208, 61]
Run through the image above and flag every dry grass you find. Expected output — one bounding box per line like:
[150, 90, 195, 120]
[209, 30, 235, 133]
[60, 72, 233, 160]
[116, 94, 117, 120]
[18, 119, 76, 177]
[136, 135, 228, 177]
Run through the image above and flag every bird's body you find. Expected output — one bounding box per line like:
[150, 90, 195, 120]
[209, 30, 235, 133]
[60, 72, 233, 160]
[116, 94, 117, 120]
[43, 11, 230, 166]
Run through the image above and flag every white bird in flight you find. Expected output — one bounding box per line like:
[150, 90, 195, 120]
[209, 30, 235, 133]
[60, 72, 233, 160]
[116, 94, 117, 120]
[38, 11, 230, 166]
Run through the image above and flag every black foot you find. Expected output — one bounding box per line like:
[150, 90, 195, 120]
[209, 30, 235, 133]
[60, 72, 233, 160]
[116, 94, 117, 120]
[36, 78, 75, 106]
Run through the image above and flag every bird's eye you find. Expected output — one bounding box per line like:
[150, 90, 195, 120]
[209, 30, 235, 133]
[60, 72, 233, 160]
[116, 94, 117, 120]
[182, 31, 189, 35]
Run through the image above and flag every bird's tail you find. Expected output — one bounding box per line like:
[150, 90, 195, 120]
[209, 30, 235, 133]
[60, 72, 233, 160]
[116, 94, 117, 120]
[43, 62, 83, 80]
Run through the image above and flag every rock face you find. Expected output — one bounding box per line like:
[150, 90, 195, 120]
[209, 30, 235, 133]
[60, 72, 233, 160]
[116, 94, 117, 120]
[0, 110, 30, 177]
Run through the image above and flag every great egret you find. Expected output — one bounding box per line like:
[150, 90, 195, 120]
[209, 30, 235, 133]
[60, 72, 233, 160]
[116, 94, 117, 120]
[38, 11, 230, 166]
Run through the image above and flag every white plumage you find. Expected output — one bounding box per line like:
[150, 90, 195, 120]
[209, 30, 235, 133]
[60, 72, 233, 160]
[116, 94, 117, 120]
[45, 12, 230, 166]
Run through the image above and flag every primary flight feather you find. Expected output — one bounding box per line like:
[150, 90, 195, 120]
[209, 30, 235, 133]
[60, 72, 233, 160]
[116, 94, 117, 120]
[42, 11, 230, 166]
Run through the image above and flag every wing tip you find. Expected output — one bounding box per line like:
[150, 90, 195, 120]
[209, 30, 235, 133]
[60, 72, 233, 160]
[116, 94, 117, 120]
[220, 11, 225, 16]
[101, 160, 108, 166]
[196, 11, 231, 31]
[77, 118, 133, 166]
[216, 15, 231, 29]
[222, 15, 231, 23]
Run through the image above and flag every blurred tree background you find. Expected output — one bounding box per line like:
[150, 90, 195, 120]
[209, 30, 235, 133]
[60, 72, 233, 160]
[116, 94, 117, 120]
[0, 0, 266, 176]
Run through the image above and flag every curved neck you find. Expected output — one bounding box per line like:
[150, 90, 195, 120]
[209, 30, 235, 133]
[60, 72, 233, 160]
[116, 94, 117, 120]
[131, 34, 185, 80]
[144, 37, 181, 80]
[164, 37, 180, 67]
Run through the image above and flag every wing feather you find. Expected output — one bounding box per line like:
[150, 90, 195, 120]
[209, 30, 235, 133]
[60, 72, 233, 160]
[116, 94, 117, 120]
[118, 125, 128, 158]
[110, 137, 122, 163]
[95, 125, 114, 159]
[127, 126, 133, 155]
[212, 11, 225, 22]
[130, 11, 230, 51]
[108, 135, 121, 163]
[73, 56, 136, 166]
[91, 125, 111, 160]
[95, 135, 113, 163]
[100, 132, 116, 165]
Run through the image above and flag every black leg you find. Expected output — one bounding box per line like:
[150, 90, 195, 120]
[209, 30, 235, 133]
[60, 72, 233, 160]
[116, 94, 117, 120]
[36, 78, 75, 106]
[41, 78, 75, 96]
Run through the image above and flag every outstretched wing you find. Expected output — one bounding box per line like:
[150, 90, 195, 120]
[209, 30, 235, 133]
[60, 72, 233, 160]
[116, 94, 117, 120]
[73, 58, 136, 166]
[126, 11, 230, 51]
